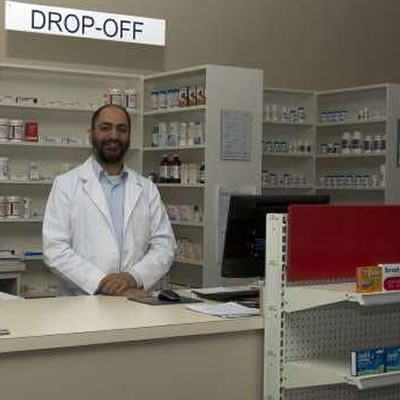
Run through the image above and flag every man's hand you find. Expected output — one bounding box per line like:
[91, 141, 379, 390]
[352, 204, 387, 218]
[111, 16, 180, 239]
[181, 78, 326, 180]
[122, 288, 149, 299]
[98, 272, 137, 296]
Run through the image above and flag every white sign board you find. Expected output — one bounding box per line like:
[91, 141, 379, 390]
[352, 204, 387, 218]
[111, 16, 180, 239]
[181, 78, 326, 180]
[5, 1, 166, 46]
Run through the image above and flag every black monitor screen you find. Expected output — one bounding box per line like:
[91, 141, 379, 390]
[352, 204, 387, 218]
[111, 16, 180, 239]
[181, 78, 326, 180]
[221, 194, 330, 278]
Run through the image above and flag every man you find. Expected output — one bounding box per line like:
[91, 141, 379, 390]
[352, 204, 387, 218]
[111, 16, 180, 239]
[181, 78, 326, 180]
[43, 104, 176, 296]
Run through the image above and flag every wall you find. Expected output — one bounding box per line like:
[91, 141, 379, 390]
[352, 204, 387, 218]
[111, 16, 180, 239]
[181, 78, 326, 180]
[0, 0, 399, 89]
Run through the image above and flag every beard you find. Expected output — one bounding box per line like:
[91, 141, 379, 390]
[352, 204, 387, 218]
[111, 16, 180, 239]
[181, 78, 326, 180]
[92, 138, 130, 164]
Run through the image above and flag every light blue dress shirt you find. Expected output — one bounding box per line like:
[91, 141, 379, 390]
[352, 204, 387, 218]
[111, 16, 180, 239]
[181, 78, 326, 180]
[91, 159, 142, 287]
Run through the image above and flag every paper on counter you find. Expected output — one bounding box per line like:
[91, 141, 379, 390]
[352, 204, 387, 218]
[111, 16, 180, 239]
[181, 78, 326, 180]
[186, 301, 259, 318]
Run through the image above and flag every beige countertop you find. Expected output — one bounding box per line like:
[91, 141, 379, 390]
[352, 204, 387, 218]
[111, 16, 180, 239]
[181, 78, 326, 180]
[0, 295, 263, 353]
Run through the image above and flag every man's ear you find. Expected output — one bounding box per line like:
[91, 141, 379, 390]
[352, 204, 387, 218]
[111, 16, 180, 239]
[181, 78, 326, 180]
[88, 129, 93, 145]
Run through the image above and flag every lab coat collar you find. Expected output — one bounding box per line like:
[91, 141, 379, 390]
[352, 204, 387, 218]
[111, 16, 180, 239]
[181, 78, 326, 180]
[78, 157, 144, 234]
[78, 157, 113, 231]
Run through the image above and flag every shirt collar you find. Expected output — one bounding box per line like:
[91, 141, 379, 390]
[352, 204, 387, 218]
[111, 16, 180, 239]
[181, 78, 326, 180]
[91, 157, 128, 182]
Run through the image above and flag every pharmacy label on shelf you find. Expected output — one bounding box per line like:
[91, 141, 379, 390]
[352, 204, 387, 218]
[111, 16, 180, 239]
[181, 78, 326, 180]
[5, 1, 166, 46]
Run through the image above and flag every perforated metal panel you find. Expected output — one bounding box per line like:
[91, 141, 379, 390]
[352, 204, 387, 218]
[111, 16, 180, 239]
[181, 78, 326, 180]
[264, 213, 400, 400]
[285, 303, 400, 360]
[285, 385, 400, 400]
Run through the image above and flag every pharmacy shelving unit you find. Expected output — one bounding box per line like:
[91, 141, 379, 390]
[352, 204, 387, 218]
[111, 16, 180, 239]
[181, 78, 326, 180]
[264, 213, 400, 400]
[262, 88, 316, 194]
[143, 65, 263, 287]
[315, 84, 400, 204]
[0, 63, 143, 296]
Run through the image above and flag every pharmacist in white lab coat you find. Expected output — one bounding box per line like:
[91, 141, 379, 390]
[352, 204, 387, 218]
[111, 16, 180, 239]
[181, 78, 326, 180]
[43, 104, 176, 296]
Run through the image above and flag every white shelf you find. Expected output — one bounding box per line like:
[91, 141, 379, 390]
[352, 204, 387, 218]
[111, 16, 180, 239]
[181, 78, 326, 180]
[285, 355, 400, 390]
[156, 183, 205, 188]
[143, 145, 205, 151]
[263, 185, 313, 190]
[0, 141, 90, 149]
[144, 105, 207, 116]
[0, 218, 43, 223]
[0, 179, 53, 185]
[175, 258, 203, 266]
[317, 118, 386, 127]
[263, 152, 313, 158]
[171, 221, 204, 227]
[316, 153, 386, 159]
[263, 120, 313, 127]
[0, 102, 140, 115]
[317, 186, 384, 191]
[285, 282, 400, 312]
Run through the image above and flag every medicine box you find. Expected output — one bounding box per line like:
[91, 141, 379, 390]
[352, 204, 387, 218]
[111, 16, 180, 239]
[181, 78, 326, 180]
[356, 266, 382, 293]
[386, 346, 400, 372]
[351, 348, 385, 376]
[380, 263, 400, 291]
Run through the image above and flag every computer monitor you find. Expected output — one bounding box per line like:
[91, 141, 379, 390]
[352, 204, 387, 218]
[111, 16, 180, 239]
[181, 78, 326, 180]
[221, 194, 330, 278]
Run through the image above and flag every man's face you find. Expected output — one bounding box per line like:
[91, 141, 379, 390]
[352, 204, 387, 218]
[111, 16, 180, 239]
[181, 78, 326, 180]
[91, 107, 130, 164]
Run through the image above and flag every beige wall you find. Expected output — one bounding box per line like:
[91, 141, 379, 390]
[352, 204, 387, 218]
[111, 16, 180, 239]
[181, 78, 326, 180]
[0, 0, 399, 89]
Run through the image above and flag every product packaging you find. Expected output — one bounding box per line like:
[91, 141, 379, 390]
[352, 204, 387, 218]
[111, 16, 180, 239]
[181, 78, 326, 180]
[380, 263, 400, 291]
[351, 348, 385, 376]
[356, 266, 382, 293]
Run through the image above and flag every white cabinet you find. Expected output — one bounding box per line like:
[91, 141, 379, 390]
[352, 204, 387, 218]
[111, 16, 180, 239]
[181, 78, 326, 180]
[262, 88, 316, 194]
[262, 84, 400, 205]
[0, 63, 143, 296]
[315, 84, 400, 204]
[143, 65, 263, 287]
[264, 213, 400, 399]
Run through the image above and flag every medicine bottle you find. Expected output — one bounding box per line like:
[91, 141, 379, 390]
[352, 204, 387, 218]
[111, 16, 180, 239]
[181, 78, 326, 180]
[24, 120, 38, 142]
[159, 154, 170, 183]
[170, 154, 181, 183]
[0, 118, 9, 141]
[199, 162, 206, 184]
[341, 131, 351, 154]
[0, 157, 10, 180]
[124, 89, 137, 110]
[9, 119, 24, 141]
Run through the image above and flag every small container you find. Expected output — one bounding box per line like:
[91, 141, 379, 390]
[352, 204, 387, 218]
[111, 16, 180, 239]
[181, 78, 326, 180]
[151, 123, 159, 147]
[0, 157, 10, 180]
[107, 89, 123, 106]
[159, 154, 170, 183]
[158, 122, 168, 147]
[193, 121, 203, 145]
[188, 86, 197, 106]
[9, 119, 24, 141]
[0, 196, 9, 218]
[28, 162, 40, 181]
[188, 163, 198, 184]
[168, 122, 179, 147]
[151, 90, 159, 110]
[180, 164, 189, 184]
[178, 87, 189, 107]
[8, 196, 25, 218]
[351, 131, 362, 154]
[178, 122, 188, 146]
[341, 131, 351, 154]
[170, 154, 181, 183]
[167, 89, 176, 108]
[196, 85, 206, 105]
[187, 122, 196, 146]
[158, 90, 167, 109]
[0, 118, 9, 141]
[199, 162, 206, 184]
[124, 88, 137, 110]
[24, 120, 39, 142]
[363, 135, 372, 153]
[373, 134, 381, 153]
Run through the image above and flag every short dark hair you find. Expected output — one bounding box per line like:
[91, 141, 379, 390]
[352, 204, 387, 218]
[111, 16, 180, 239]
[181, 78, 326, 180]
[91, 104, 131, 132]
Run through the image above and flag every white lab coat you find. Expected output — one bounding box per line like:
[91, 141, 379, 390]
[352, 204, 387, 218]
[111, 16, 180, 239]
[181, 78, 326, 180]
[43, 157, 176, 295]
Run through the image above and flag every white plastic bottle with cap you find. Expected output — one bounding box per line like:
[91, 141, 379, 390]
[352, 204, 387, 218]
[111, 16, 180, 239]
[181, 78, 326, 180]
[341, 132, 351, 154]
[351, 131, 362, 154]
